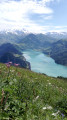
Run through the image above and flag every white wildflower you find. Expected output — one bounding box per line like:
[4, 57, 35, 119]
[48, 83, 51, 85]
[43, 107, 47, 110]
[9, 81, 13, 85]
[43, 105, 52, 110]
[52, 110, 60, 116]
[52, 113, 57, 116]
[35, 96, 39, 100]
[13, 78, 17, 82]
[47, 106, 52, 110]
[33, 96, 39, 102]
[10, 70, 15, 72]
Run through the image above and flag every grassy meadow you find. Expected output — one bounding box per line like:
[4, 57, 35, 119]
[0, 63, 67, 120]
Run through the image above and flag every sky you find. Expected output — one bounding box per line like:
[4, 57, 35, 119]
[0, 0, 67, 33]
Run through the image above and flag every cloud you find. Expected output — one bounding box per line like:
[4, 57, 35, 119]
[43, 15, 53, 20]
[0, 0, 64, 33]
[0, 0, 54, 32]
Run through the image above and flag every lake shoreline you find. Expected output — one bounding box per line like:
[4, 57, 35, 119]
[23, 49, 67, 78]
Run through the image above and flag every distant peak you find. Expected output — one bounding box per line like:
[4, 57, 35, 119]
[0, 28, 30, 35]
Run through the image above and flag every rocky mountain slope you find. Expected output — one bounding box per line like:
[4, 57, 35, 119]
[0, 43, 30, 69]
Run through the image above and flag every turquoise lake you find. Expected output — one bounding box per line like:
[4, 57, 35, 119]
[23, 50, 67, 78]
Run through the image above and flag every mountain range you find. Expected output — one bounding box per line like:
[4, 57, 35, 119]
[0, 30, 67, 66]
[46, 32, 67, 40]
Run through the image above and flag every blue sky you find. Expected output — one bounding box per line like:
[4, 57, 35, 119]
[0, 0, 67, 33]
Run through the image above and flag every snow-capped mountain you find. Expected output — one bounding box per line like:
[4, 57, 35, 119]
[45, 32, 67, 39]
[0, 29, 67, 45]
[0, 29, 30, 35]
[0, 29, 30, 44]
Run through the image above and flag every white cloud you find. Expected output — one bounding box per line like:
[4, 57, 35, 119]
[0, 0, 54, 32]
[0, 0, 64, 33]
[44, 15, 53, 20]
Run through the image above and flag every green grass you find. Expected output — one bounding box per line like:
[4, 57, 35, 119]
[0, 63, 67, 120]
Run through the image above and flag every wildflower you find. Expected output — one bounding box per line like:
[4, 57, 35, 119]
[8, 62, 12, 65]
[56, 86, 58, 88]
[9, 81, 13, 85]
[35, 96, 39, 100]
[52, 113, 57, 116]
[14, 63, 19, 67]
[33, 96, 39, 102]
[6, 63, 10, 68]
[47, 106, 52, 110]
[10, 70, 15, 72]
[43, 107, 47, 110]
[43, 105, 52, 110]
[48, 83, 51, 85]
[13, 78, 17, 82]
[52, 110, 60, 116]
[61, 113, 65, 117]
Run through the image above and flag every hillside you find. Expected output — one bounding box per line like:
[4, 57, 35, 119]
[19, 33, 41, 49]
[0, 43, 21, 56]
[0, 43, 30, 69]
[48, 40, 67, 65]
[42, 39, 67, 66]
[50, 39, 67, 65]
[18, 33, 54, 51]
[0, 63, 67, 119]
[36, 33, 57, 43]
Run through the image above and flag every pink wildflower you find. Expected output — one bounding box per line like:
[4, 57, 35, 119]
[14, 63, 19, 67]
[5, 63, 10, 68]
[8, 62, 12, 65]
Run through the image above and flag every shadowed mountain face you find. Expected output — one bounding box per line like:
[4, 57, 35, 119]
[43, 39, 67, 65]
[50, 40, 67, 65]
[0, 52, 31, 69]
[0, 43, 31, 69]
[0, 43, 21, 56]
